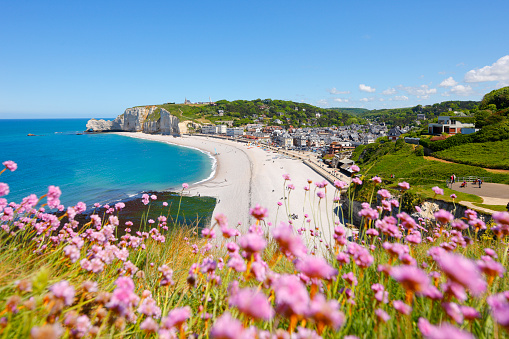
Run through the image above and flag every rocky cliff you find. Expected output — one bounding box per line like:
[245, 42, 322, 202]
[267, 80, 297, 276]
[86, 107, 180, 135]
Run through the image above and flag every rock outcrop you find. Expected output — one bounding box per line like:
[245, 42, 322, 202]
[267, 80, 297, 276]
[86, 106, 180, 135]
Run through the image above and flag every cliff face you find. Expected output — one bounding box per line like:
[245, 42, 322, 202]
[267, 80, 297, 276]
[86, 107, 180, 135]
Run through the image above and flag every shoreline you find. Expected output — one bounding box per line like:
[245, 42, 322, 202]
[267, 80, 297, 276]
[115, 132, 347, 252]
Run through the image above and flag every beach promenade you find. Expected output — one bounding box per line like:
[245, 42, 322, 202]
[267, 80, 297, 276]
[115, 132, 349, 253]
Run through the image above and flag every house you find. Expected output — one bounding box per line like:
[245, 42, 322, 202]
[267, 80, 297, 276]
[387, 127, 402, 142]
[417, 114, 426, 120]
[427, 116, 475, 135]
[315, 113, 321, 118]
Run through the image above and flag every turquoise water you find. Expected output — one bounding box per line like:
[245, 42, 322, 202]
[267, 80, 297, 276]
[0, 119, 214, 207]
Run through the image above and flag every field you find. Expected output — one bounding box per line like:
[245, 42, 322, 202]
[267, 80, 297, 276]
[2, 159, 509, 338]
[434, 139, 509, 170]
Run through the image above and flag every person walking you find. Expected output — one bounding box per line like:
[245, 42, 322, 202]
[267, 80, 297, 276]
[453, 174, 456, 184]
[479, 178, 482, 188]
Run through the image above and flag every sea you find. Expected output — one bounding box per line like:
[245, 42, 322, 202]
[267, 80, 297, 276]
[0, 119, 215, 208]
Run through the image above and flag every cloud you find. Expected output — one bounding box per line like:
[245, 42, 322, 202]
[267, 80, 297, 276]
[316, 99, 329, 107]
[393, 95, 409, 101]
[438, 71, 447, 75]
[333, 98, 349, 103]
[449, 85, 475, 96]
[399, 84, 437, 98]
[359, 84, 376, 93]
[328, 87, 350, 95]
[382, 88, 396, 95]
[359, 97, 375, 102]
[464, 55, 509, 86]
[439, 77, 458, 87]
[457, 62, 466, 67]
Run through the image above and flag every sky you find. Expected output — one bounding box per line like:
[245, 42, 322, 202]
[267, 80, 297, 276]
[1, 0, 509, 118]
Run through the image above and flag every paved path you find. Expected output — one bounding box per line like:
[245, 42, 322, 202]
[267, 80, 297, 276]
[450, 182, 509, 199]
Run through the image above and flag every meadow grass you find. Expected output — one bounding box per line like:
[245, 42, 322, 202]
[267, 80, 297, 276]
[434, 139, 509, 170]
[1, 161, 509, 338]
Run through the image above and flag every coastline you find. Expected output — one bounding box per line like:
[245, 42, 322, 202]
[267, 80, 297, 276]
[115, 132, 347, 252]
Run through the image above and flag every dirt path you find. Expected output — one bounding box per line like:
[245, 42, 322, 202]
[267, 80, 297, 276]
[424, 156, 509, 174]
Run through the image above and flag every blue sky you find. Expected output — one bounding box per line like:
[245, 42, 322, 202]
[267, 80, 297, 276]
[1, 0, 509, 118]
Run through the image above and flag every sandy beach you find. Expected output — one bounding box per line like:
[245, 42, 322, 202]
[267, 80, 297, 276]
[115, 132, 350, 254]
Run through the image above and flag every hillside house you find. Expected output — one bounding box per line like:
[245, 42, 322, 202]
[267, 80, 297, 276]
[387, 127, 402, 142]
[427, 116, 475, 135]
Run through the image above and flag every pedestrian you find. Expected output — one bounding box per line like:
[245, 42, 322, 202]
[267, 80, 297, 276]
[453, 174, 456, 183]
[450, 175, 454, 184]
[479, 178, 482, 188]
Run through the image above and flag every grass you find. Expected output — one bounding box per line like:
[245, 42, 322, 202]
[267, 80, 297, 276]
[472, 203, 508, 212]
[409, 184, 483, 203]
[434, 139, 509, 170]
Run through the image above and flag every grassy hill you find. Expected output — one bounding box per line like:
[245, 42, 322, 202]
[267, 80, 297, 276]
[433, 139, 509, 170]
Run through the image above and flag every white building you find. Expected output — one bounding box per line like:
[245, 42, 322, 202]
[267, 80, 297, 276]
[227, 127, 244, 137]
[201, 125, 217, 134]
[217, 125, 227, 134]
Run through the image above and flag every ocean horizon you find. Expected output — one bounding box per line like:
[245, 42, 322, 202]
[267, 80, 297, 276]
[0, 119, 214, 208]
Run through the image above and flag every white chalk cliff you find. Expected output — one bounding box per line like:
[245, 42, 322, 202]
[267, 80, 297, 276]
[86, 107, 180, 135]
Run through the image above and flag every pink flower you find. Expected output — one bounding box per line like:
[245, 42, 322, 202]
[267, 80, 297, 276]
[432, 186, 444, 195]
[487, 293, 509, 328]
[273, 275, 310, 317]
[49, 280, 75, 306]
[477, 258, 505, 278]
[239, 233, 266, 254]
[250, 204, 268, 220]
[272, 222, 307, 258]
[210, 312, 245, 339]
[352, 177, 362, 185]
[296, 255, 337, 280]
[229, 288, 274, 320]
[282, 173, 291, 180]
[0, 183, 9, 196]
[2, 160, 17, 172]
[377, 189, 391, 199]
[371, 176, 382, 184]
[161, 306, 192, 329]
[163, 202, 168, 206]
[390, 266, 431, 293]
[138, 297, 161, 318]
[393, 300, 412, 315]
[342, 272, 358, 286]
[308, 294, 345, 330]
[372, 284, 388, 303]
[460, 306, 480, 321]
[450, 194, 457, 199]
[317, 191, 325, 199]
[46, 185, 61, 208]
[417, 317, 474, 339]
[493, 211, 509, 226]
[375, 309, 390, 323]
[277, 201, 283, 206]
[150, 194, 157, 200]
[434, 209, 453, 225]
[435, 252, 486, 296]
[182, 183, 189, 189]
[350, 165, 360, 173]
[334, 180, 348, 189]
[140, 317, 159, 333]
[142, 194, 150, 205]
[398, 182, 410, 190]
[442, 302, 463, 323]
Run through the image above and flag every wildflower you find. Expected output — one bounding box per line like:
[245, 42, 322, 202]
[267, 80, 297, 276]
[334, 180, 348, 189]
[398, 182, 410, 190]
[296, 255, 337, 280]
[0, 183, 9, 196]
[277, 201, 283, 206]
[272, 222, 307, 258]
[460, 306, 480, 321]
[350, 165, 360, 173]
[442, 302, 463, 323]
[63, 245, 80, 263]
[158, 265, 174, 286]
[493, 211, 509, 226]
[371, 176, 382, 184]
[352, 177, 362, 185]
[377, 189, 391, 199]
[182, 183, 189, 189]
[229, 288, 274, 320]
[417, 317, 474, 339]
[432, 186, 444, 195]
[435, 252, 486, 296]
[397, 212, 417, 230]
[342, 272, 358, 286]
[393, 300, 412, 315]
[477, 258, 505, 278]
[161, 306, 192, 329]
[142, 194, 150, 205]
[81, 281, 98, 293]
[105, 277, 140, 318]
[273, 275, 310, 317]
[2, 160, 17, 172]
[49, 280, 75, 306]
[138, 297, 161, 318]
[201, 227, 216, 239]
[372, 284, 389, 304]
[30, 323, 64, 339]
[46, 185, 61, 209]
[450, 194, 457, 199]
[239, 233, 266, 255]
[228, 254, 247, 272]
[358, 203, 379, 220]
[163, 201, 168, 206]
[210, 312, 245, 339]
[150, 194, 157, 200]
[250, 204, 268, 220]
[317, 191, 325, 199]
[375, 309, 390, 323]
[288, 184, 295, 190]
[485, 248, 497, 258]
[390, 266, 431, 293]
[434, 209, 453, 225]
[14, 280, 32, 293]
[140, 317, 159, 333]
[309, 294, 345, 330]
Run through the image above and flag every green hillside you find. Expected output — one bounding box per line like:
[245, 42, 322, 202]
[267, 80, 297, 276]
[433, 139, 509, 169]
